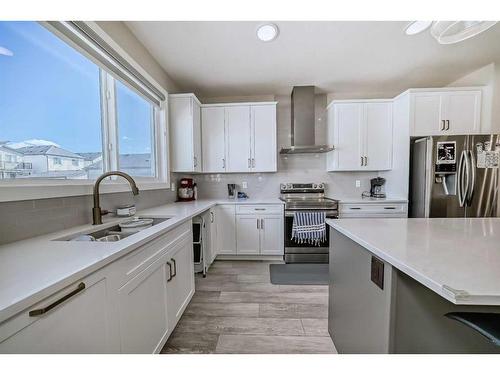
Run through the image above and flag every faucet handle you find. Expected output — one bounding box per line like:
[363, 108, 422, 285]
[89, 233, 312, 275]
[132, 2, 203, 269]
[101, 209, 110, 216]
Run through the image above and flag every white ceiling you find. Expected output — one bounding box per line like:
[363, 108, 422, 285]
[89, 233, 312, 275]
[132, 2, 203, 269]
[125, 21, 500, 98]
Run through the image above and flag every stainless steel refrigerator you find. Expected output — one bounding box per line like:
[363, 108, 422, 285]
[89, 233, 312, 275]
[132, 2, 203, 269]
[409, 134, 500, 218]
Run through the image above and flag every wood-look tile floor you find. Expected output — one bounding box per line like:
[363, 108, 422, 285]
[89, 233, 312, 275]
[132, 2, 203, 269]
[161, 260, 337, 354]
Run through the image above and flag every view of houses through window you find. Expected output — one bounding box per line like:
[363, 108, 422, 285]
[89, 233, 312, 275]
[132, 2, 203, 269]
[0, 21, 157, 180]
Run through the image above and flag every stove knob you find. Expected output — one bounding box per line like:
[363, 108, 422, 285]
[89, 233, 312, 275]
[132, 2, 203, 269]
[287, 183, 293, 189]
[312, 183, 317, 189]
[318, 183, 324, 189]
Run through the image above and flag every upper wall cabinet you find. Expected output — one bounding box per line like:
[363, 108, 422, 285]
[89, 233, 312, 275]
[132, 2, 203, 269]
[169, 94, 202, 172]
[410, 89, 482, 136]
[327, 100, 393, 172]
[201, 102, 277, 173]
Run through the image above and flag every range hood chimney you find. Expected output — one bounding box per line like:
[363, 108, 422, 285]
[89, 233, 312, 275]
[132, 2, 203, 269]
[280, 86, 334, 155]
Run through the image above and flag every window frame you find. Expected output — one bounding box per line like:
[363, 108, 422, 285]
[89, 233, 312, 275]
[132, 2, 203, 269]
[0, 22, 171, 203]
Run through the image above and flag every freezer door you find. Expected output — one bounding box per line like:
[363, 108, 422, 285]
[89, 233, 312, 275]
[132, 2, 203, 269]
[429, 135, 466, 218]
[465, 134, 499, 217]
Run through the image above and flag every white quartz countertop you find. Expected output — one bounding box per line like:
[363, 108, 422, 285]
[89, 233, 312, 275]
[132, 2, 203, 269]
[327, 218, 500, 306]
[0, 198, 283, 322]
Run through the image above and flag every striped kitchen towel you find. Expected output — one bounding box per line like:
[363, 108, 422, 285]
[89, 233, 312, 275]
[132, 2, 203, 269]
[291, 211, 326, 246]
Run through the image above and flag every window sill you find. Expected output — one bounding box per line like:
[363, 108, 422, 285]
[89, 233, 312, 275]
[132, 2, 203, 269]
[0, 180, 171, 202]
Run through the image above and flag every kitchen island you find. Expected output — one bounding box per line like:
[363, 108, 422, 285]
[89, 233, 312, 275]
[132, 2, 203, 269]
[326, 218, 500, 354]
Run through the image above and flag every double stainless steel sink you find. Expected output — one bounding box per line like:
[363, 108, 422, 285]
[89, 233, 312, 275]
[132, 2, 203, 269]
[55, 217, 170, 242]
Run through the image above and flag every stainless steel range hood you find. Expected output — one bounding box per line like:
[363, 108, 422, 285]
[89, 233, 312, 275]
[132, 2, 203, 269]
[280, 86, 334, 155]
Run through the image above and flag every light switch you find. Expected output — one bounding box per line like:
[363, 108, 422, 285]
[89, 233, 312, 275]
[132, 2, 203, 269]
[355, 180, 361, 188]
[242, 181, 248, 189]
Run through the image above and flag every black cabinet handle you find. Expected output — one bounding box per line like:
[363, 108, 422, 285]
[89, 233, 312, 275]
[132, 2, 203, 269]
[167, 261, 173, 282]
[171, 258, 177, 277]
[29, 282, 86, 317]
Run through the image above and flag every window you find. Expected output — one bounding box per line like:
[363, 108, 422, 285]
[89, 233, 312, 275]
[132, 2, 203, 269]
[0, 21, 166, 183]
[116, 80, 155, 177]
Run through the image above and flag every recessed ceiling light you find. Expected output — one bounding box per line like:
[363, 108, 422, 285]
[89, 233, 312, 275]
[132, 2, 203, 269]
[404, 21, 433, 35]
[257, 23, 279, 42]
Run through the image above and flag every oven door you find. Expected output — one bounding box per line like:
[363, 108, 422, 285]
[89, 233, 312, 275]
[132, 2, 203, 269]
[284, 211, 337, 263]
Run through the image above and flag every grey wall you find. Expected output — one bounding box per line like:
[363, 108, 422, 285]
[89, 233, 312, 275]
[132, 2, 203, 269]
[0, 189, 177, 245]
[177, 93, 379, 199]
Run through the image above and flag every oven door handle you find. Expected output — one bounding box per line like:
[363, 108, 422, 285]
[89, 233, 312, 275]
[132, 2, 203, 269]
[285, 211, 338, 218]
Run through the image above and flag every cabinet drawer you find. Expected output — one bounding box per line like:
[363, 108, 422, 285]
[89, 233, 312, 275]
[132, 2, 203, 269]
[112, 221, 191, 286]
[0, 268, 116, 353]
[236, 204, 283, 215]
[340, 203, 407, 217]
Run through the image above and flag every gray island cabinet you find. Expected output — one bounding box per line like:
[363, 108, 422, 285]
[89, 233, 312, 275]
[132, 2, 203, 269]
[327, 218, 500, 354]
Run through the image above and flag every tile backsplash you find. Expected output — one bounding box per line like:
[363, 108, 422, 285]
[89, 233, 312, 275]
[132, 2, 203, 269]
[0, 188, 176, 245]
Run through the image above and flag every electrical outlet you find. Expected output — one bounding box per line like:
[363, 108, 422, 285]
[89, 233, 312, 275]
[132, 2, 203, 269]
[355, 180, 361, 188]
[170, 182, 176, 191]
[242, 181, 248, 189]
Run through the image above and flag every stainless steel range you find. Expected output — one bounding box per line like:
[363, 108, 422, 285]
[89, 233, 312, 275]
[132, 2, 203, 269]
[280, 183, 338, 263]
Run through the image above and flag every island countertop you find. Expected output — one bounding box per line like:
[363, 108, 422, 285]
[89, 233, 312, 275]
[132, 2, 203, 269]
[327, 218, 500, 306]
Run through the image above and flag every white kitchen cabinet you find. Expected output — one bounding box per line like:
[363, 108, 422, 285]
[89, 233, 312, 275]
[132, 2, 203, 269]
[201, 103, 277, 173]
[169, 94, 202, 172]
[327, 101, 393, 171]
[117, 254, 169, 354]
[216, 204, 237, 254]
[364, 102, 393, 170]
[0, 268, 119, 354]
[201, 106, 226, 172]
[236, 215, 261, 254]
[259, 215, 284, 255]
[410, 89, 481, 136]
[251, 105, 277, 172]
[339, 202, 408, 218]
[166, 234, 195, 330]
[235, 205, 284, 256]
[226, 105, 252, 172]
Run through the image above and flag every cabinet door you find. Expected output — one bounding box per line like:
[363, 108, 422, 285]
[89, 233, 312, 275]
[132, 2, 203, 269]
[442, 90, 481, 134]
[363, 102, 393, 170]
[411, 92, 443, 135]
[167, 235, 195, 330]
[216, 205, 236, 254]
[169, 96, 195, 172]
[0, 270, 118, 354]
[251, 105, 277, 172]
[201, 106, 226, 172]
[332, 103, 364, 170]
[226, 106, 252, 172]
[117, 256, 169, 354]
[192, 99, 202, 172]
[260, 215, 284, 255]
[236, 215, 261, 255]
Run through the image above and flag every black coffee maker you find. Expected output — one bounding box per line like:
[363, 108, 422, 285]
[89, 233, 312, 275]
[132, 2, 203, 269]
[370, 177, 386, 198]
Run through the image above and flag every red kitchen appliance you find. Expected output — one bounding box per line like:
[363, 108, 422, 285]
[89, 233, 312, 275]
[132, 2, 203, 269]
[177, 178, 196, 201]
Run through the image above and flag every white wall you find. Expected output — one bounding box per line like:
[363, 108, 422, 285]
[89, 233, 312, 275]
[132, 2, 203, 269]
[96, 21, 180, 93]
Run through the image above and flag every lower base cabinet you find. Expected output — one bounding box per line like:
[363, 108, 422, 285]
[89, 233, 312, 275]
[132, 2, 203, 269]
[0, 222, 195, 354]
[117, 254, 170, 354]
[166, 234, 195, 331]
[0, 268, 119, 354]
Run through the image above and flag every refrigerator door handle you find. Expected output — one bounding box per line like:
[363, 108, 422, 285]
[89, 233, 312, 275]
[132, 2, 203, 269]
[466, 150, 476, 206]
[458, 150, 467, 207]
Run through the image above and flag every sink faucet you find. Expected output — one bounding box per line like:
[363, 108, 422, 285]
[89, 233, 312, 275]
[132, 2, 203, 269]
[93, 171, 139, 225]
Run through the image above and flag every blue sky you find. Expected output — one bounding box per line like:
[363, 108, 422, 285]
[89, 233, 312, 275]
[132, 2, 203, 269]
[0, 21, 152, 154]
